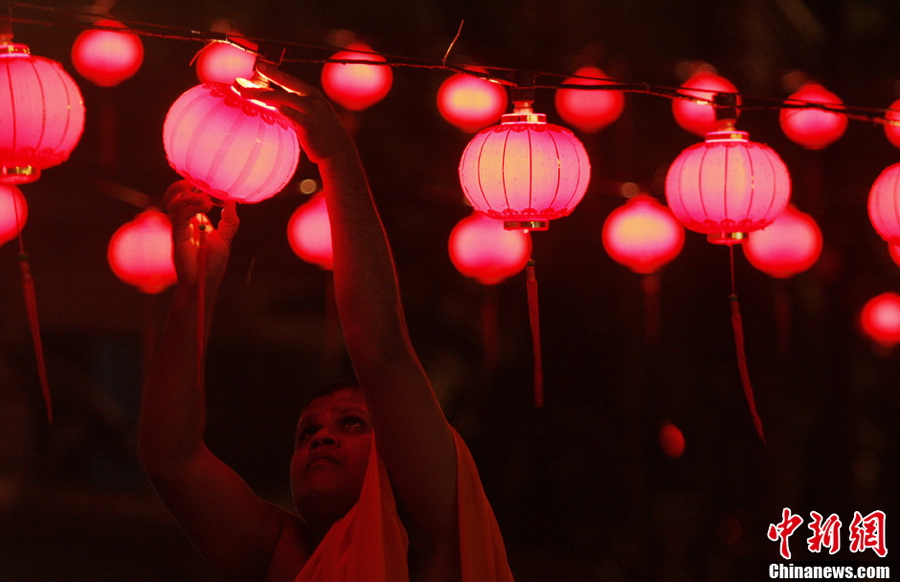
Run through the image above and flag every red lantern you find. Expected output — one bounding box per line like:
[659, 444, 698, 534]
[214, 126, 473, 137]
[448, 212, 532, 284]
[659, 423, 685, 459]
[868, 162, 900, 243]
[743, 204, 822, 278]
[672, 72, 739, 136]
[71, 19, 143, 87]
[665, 128, 791, 244]
[287, 193, 333, 270]
[195, 39, 257, 85]
[860, 292, 900, 348]
[779, 83, 847, 150]
[554, 66, 625, 133]
[163, 82, 301, 204]
[0, 184, 27, 245]
[883, 98, 900, 149]
[0, 41, 85, 184]
[107, 208, 177, 294]
[601, 194, 684, 274]
[458, 103, 591, 231]
[321, 43, 392, 111]
[889, 242, 900, 268]
[437, 69, 508, 133]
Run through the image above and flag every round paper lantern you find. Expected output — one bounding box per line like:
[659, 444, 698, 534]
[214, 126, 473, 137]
[163, 82, 301, 204]
[437, 69, 508, 133]
[888, 241, 900, 268]
[601, 194, 684, 274]
[883, 98, 900, 150]
[321, 43, 392, 111]
[195, 39, 257, 85]
[448, 212, 532, 284]
[868, 162, 900, 243]
[743, 204, 822, 278]
[779, 83, 847, 150]
[554, 66, 625, 133]
[0, 42, 85, 184]
[665, 129, 791, 244]
[71, 19, 143, 87]
[672, 72, 739, 136]
[659, 423, 685, 459]
[287, 193, 333, 270]
[860, 292, 900, 348]
[459, 107, 591, 231]
[0, 184, 27, 245]
[107, 208, 177, 294]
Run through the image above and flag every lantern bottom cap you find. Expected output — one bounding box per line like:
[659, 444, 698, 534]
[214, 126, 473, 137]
[707, 231, 747, 245]
[504, 220, 548, 232]
[1, 165, 39, 185]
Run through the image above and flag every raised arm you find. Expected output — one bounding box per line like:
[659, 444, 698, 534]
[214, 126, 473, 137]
[247, 65, 460, 559]
[137, 183, 292, 582]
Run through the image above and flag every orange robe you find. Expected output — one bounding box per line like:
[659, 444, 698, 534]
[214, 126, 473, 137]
[295, 428, 514, 581]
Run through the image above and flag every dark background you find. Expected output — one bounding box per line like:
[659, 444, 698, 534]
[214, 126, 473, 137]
[1, 0, 898, 580]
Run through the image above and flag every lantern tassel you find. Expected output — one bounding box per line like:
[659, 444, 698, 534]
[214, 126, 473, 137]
[728, 246, 765, 443]
[17, 250, 52, 423]
[526, 259, 544, 408]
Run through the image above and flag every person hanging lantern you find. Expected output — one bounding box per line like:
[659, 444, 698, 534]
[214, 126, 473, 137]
[743, 204, 822, 278]
[554, 66, 625, 133]
[601, 194, 684, 274]
[448, 211, 532, 285]
[163, 79, 301, 204]
[0, 184, 27, 245]
[0, 39, 86, 184]
[321, 42, 392, 111]
[671, 71, 739, 137]
[287, 193, 333, 270]
[458, 91, 591, 231]
[437, 68, 508, 133]
[779, 83, 847, 150]
[860, 292, 900, 348]
[107, 208, 177, 294]
[70, 19, 144, 87]
[195, 38, 257, 85]
[665, 95, 791, 244]
[868, 162, 900, 243]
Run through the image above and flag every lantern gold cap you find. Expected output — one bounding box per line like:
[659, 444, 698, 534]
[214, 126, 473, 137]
[504, 220, 548, 232]
[1, 165, 39, 184]
[707, 231, 746, 245]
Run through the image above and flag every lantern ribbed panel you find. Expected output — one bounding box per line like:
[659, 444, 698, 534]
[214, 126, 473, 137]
[868, 162, 900, 243]
[459, 119, 590, 224]
[163, 83, 300, 204]
[665, 131, 791, 237]
[107, 209, 177, 294]
[0, 45, 85, 183]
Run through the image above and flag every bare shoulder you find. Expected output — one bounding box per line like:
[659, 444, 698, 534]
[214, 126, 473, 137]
[264, 513, 313, 582]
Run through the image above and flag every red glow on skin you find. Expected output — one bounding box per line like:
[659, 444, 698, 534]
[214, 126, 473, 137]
[437, 70, 508, 133]
[743, 205, 822, 278]
[860, 292, 900, 348]
[448, 212, 532, 284]
[554, 66, 625, 133]
[779, 83, 847, 150]
[288, 193, 333, 270]
[671, 72, 739, 136]
[0, 185, 27, 245]
[195, 40, 257, 85]
[601, 195, 684, 274]
[71, 19, 144, 87]
[659, 423, 685, 458]
[107, 208, 177, 294]
[868, 162, 900, 243]
[321, 43, 392, 111]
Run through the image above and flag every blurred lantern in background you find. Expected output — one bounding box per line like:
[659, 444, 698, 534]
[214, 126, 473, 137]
[71, 19, 143, 87]
[671, 71, 739, 136]
[0, 39, 85, 184]
[883, 98, 900, 149]
[860, 292, 900, 348]
[287, 193, 333, 270]
[554, 66, 625, 133]
[659, 423, 686, 459]
[0, 184, 27, 245]
[437, 68, 508, 133]
[889, 241, 900, 268]
[743, 205, 822, 278]
[779, 83, 847, 150]
[868, 162, 900, 243]
[195, 38, 257, 85]
[107, 208, 177, 294]
[448, 211, 531, 285]
[321, 42, 392, 111]
[602, 194, 684, 274]
[163, 81, 301, 204]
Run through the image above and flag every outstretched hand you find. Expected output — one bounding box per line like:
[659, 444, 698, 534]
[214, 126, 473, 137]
[163, 181, 239, 290]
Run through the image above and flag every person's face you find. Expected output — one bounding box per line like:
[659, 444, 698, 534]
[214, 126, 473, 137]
[290, 389, 373, 517]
